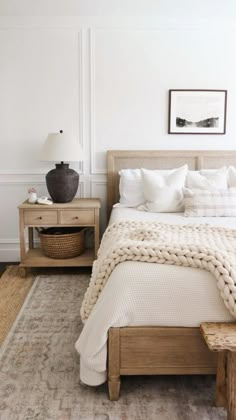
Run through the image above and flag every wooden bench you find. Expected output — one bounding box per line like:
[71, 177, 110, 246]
[200, 322, 236, 420]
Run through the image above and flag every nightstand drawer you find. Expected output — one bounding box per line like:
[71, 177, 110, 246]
[23, 210, 58, 225]
[59, 210, 95, 225]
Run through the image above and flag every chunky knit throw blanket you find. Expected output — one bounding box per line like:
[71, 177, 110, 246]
[80, 221, 236, 322]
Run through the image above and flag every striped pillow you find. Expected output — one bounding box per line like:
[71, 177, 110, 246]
[183, 188, 236, 217]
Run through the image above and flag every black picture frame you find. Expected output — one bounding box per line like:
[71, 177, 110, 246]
[168, 89, 227, 134]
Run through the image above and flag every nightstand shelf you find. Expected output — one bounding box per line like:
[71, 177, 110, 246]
[18, 198, 101, 271]
[20, 248, 95, 267]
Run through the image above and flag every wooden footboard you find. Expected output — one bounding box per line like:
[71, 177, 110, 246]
[108, 326, 217, 401]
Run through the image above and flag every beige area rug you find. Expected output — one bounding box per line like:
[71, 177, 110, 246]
[0, 265, 34, 346]
[0, 271, 226, 420]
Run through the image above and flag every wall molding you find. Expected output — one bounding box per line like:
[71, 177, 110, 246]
[0, 28, 84, 177]
[90, 179, 107, 197]
[0, 16, 235, 30]
[0, 238, 40, 245]
[0, 177, 86, 186]
[0, 247, 20, 261]
[78, 28, 85, 175]
[0, 170, 48, 175]
[89, 29, 101, 174]
[89, 29, 109, 174]
[90, 179, 107, 233]
[0, 179, 85, 203]
[0, 180, 46, 185]
[76, 179, 85, 197]
[0, 166, 83, 177]
[0, 238, 19, 244]
[0, 239, 20, 262]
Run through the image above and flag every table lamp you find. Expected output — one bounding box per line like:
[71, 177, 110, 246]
[40, 130, 83, 203]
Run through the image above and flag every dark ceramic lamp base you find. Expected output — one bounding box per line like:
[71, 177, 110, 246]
[46, 162, 79, 203]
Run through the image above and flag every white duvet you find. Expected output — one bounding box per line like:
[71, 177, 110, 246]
[75, 208, 235, 386]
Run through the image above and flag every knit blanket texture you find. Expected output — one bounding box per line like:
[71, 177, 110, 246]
[80, 221, 236, 322]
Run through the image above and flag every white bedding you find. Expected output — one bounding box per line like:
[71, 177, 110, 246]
[75, 208, 235, 386]
[110, 206, 236, 228]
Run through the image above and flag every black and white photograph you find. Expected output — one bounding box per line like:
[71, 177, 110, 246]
[168, 89, 227, 134]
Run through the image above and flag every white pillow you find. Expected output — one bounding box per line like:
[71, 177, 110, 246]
[118, 167, 184, 208]
[186, 167, 228, 190]
[184, 188, 236, 217]
[139, 165, 188, 213]
[228, 166, 236, 187]
[118, 169, 145, 207]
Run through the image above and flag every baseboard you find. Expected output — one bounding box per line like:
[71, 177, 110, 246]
[0, 238, 35, 261]
[0, 249, 20, 262]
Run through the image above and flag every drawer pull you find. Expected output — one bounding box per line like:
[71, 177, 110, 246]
[38, 216, 43, 220]
[74, 216, 79, 219]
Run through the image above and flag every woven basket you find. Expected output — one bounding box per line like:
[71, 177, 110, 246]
[38, 227, 85, 259]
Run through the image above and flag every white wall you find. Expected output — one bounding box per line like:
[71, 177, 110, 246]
[0, 1, 236, 260]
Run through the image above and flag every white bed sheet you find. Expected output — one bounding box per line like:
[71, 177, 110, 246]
[110, 206, 236, 228]
[75, 208, 235, 386]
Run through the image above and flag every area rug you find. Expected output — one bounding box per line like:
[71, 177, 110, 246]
[0, 265, 34, 346]
[0, 271, 226, 420]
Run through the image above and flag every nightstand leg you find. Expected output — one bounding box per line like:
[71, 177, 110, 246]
[19, 209, 26, 261]
[28, 227, 34, 249]
[19, 267, 27, 278]
[94, 208, 100, 257]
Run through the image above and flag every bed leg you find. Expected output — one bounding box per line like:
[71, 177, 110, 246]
[108, 327, 121, 401]
[108, 377, 121, 401]
[216, 351, 227, 407]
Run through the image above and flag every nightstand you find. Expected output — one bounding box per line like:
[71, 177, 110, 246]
[18, 198, 101, 273]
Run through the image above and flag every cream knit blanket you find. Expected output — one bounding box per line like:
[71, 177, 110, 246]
[81, 221, 236, 322]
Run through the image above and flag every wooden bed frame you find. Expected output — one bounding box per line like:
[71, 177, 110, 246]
[106, 150, 236, 401]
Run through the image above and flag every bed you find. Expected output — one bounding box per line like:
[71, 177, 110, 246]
[76, 150, 236, 402]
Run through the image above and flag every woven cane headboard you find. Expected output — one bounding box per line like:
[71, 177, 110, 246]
[107, 150, 236, 217]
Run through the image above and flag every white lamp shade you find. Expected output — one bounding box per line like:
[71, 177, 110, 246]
[40, 132, 83, 162]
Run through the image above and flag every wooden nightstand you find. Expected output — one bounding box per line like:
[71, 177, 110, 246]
[18, 198, 101, 273]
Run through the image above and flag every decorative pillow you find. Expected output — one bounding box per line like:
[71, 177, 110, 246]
[184, 188, 236, 217]
[228, 166, 236, 187]
[186, 167, 228, 190]
[139, 165, 188, 213]
[118, 167, 187, 208]
[118, 169, 145, 207]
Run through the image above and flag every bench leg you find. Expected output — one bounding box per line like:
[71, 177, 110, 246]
[227, 351, 236, 420]
[216, 351, 227, 407]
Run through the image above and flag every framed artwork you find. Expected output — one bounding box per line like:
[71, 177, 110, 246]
[168, 89, 227, 134]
